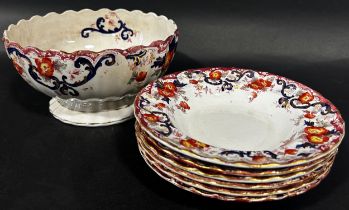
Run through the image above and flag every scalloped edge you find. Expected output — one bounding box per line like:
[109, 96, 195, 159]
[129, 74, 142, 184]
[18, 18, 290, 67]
[139, 144, 333, 202]
[134, 67, 346, 168]
[3, 8, 179, 54]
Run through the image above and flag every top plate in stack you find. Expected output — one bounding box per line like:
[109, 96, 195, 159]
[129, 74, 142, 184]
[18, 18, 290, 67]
[135, 67, 344, 168]
[134, 67, 345, 201]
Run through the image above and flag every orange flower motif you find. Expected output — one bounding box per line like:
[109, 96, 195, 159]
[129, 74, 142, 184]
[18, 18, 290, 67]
[252, 155, 267, 162]
[34, 57, 54, 77]
[158, 89, 175, 97]
[306, 135, 329, 144]
[248, 79, 272, 90]
[258, 79, 272, 88]
[179, 101, 190, 110]
[108, 19, 116, 26]
[163, 82, 177, 92]
[135, 71, 147, 82]
[180, 139, 208, 149]
[298, 92, 314, 104]
[13, 61, 23, 75]
[209, 71, 222, 80]
[163, 51, 174, 70]
[144, 114, 160, 122]
[158, 82, 177, 98]
[189, 80, 199, 84]
[304, 112, 316, 119]
[304, 126, 329, 135]
[284, 149, 297, 155]
[305, 126, 330, 144]
[154, 103, 166, 109]
[248, 82, 262, 90]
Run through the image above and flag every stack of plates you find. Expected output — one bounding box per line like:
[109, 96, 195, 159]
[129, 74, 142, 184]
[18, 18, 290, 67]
[134, 67, 345, 202]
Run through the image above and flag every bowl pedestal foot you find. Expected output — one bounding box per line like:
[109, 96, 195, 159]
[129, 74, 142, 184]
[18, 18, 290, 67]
[49, 98, 134, 127]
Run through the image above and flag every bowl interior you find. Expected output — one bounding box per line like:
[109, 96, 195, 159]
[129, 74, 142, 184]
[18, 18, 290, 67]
[5, 9, 177, 52]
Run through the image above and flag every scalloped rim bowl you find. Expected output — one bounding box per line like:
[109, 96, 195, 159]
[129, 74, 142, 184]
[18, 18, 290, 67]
[3, 8, 178, 53]
[3, 9, 179, 126]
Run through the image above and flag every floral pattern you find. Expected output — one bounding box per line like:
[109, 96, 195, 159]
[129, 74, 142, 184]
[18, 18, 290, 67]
[304, 112, 316, 119]
[126, 36, 177, 85]
[34, 57, 55, 77]
[248, 79, 272, 90]
[12, 61, 24, 75]
[209, 70, 222, 80]
[180, 138, 209, 149]
[135, 67, 345, 165]
[81, 11, 134, 41]
[304, 126, 330, 144]
[135, 71, 148, 82]
[4, 28, 178, 98]
[298, 92, 314, 104]
[144, 114, 160, 123]
[154, 103, 166, 109]
[158, 82, 178, 98]
[178, 101, 190, 110]
[151, 37, 177, 76]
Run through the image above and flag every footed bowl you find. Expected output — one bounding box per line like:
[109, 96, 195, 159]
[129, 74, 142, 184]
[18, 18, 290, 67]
[3, 8, 178, 126]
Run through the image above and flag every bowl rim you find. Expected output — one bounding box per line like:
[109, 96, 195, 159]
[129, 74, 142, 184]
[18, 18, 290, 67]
[3, 8, 179, 55]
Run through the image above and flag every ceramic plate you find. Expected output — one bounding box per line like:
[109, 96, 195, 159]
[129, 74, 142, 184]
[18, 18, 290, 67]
[140, 145, 333, 196]
[138, 132, 335, 190]
[137, 129, 335, 184]
[136, 122, 337, 177]
[139, 145, 331, 202]
[135, 67, 345, 167]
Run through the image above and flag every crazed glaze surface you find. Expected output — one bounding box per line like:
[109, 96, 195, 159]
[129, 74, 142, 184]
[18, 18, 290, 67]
[135, 67, 345, 165]
[3, 9, 178, 101]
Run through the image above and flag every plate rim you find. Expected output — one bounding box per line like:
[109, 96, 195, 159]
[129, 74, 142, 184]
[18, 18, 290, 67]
[134, 67, 345, 167]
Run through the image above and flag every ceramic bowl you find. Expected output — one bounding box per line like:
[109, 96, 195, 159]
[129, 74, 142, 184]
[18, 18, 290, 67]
[134, 67, 345, 167]
[3, 8, 178, 126]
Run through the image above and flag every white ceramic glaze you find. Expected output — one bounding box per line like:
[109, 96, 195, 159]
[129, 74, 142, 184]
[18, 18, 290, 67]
[135, 67, 345, 167]
[3, 9, 178, 126]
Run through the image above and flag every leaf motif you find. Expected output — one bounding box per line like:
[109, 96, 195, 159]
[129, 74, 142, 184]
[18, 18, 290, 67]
[162, 97, 170, 104]
[155, 80, 164, 89]
[173, 79, 186, 87]
[304, 120, 315, 126]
